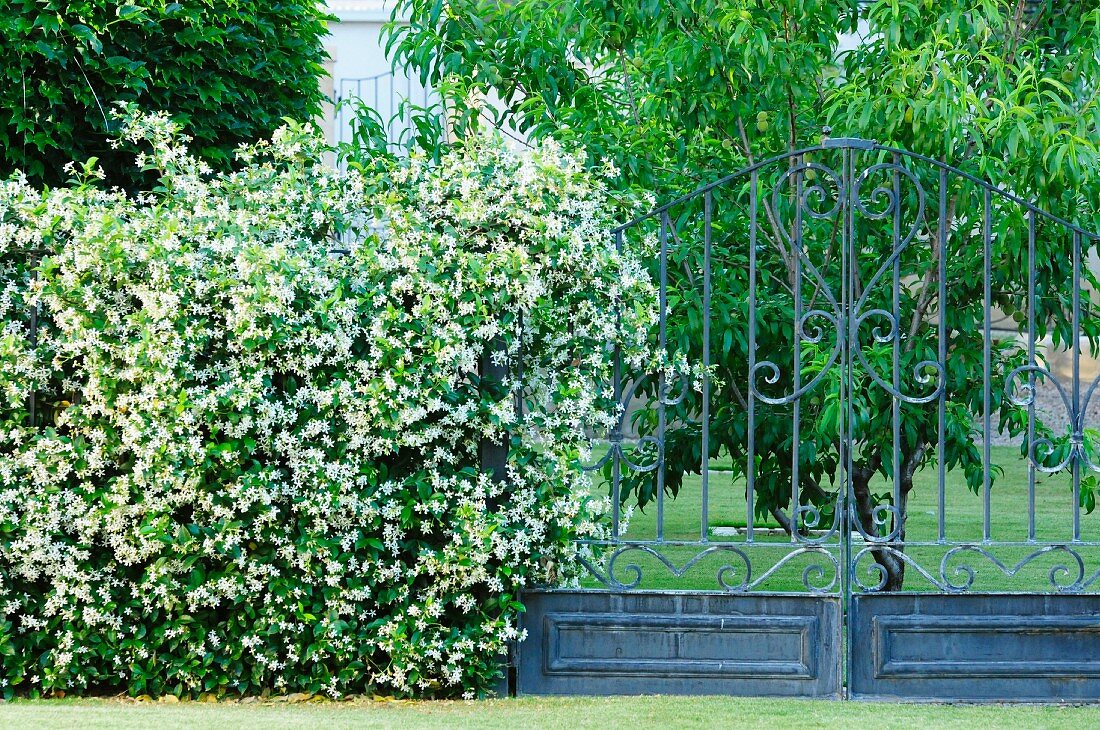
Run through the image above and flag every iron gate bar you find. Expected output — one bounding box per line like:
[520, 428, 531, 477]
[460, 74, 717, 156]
[1028, 209, 1037, 542]
[701, 190, 712, 543]
[842, 143, 855, 692]
[746, 169, 758, 542]
[1074, 229, 1083, 542]
[984, 187, 992, 542]
[658, 211, 669, 541]
[938, 167, 948, 544]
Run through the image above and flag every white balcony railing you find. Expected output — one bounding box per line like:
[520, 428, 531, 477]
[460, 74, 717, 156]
[335, 71, 437, 150]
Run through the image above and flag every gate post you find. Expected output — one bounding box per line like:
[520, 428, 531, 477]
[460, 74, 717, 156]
[479, 334, 514, 696]
[478, 335, 509, 485]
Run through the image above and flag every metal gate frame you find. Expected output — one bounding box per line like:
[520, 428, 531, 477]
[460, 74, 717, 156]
[515, 137, 1100, 701]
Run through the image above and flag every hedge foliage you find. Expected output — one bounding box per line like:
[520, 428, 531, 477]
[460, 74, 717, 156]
[1, 1, 331, 189]
[0, 108, 655, 698]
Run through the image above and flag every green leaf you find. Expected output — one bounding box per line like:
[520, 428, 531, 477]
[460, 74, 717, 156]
[69, 24, 103, 54]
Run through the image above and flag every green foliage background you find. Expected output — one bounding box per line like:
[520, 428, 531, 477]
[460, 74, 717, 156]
[0, 1, 331, 189]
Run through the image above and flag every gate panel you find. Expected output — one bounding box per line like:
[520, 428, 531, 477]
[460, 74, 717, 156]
[517, 590, 840, 696]
[527, 136, 1100, 700]
[841, 142, 1100, 701]
[851, 594, 1100, 701]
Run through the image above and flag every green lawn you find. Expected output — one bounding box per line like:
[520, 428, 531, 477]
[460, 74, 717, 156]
[584, 445, 1100, 592]
[4, 696, 1100, 730]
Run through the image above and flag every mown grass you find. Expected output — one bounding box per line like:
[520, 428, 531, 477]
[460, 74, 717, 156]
[584, 445, 1100, 592]
[4, 696, 1100, 730]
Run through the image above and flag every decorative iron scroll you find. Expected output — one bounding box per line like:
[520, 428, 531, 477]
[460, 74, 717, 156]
[1006, 364, 1100, 474]
[849, 160, 945, 406]
[751, 160, 844, 406]
[852, 544, 1097, 594]
[577, 368, 692, 476]
[578, 544, 840, 594]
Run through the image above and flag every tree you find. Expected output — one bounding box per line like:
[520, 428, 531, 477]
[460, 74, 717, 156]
[386, 0, 1100, 589]
[1, 1, 332, 189]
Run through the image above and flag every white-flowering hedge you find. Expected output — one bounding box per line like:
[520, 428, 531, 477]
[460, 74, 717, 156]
[0, 108, 655, 698]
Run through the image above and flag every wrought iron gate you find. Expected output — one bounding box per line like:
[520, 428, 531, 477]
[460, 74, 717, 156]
[517, 137, 1100, 701]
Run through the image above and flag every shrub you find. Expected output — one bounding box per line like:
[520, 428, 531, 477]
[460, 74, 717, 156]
[0, 108, 655, 698]
[0, 1, 331, 189]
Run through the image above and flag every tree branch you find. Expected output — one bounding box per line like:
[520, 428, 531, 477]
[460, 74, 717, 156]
[616, 47, 642, 127]
[735, 115, 795, 273]
[906, 192, 955, 347]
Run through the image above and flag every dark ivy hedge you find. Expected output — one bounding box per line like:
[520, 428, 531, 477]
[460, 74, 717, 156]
[0, 1, 331, 189]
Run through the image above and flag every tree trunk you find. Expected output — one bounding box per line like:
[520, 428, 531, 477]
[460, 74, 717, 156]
[850, 445, 926, 591]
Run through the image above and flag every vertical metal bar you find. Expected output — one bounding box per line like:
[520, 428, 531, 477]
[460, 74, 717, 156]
[747, 172, 758, 544]
[844, 147, 856, 547]
[891, 154, 902, 539]
[841, 146, 855, 699]
[356, 79, 363, 144]
[1027, 211, 1037, 542]
[336, 79, 343, 146]
[612, 230, 624, 540]
[354, 79, 361, 143]
[791, 165, 803, 543]
[990, 187, 998, 540]
[657, 212, 670, 541]
[701, 192, 712, 542]
[937, 168, 947, 543]
[1073, 230, 1082, 542]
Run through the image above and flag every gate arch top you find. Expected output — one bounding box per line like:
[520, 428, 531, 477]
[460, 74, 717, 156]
[612, 136, 1097, 243]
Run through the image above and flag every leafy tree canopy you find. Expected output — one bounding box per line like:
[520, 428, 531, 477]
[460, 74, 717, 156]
[389, 0, 1099, 211]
